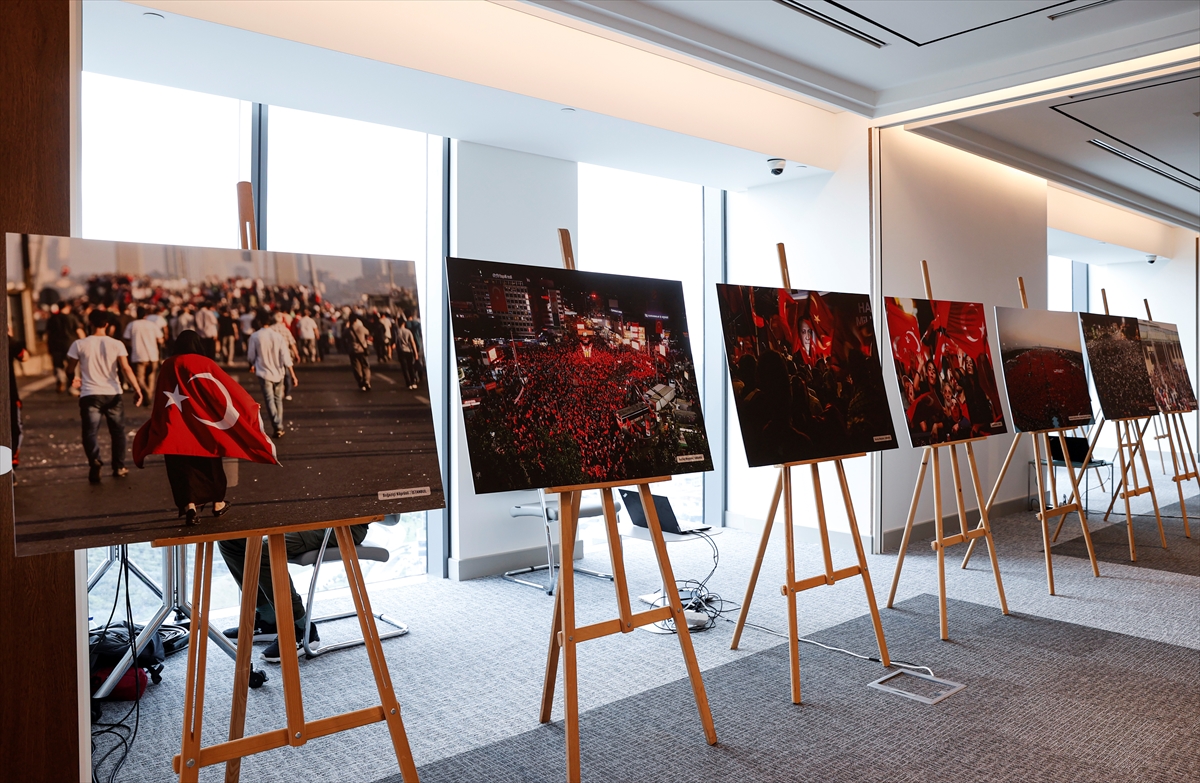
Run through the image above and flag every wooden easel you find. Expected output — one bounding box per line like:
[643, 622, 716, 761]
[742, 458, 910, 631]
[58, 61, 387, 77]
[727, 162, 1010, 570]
[157, 183, 419, 783]
[727, 243, 890, 704]
[885, 260, 1009, 640]
[538, 229, 715, 782]
[1082, 289, 1168, 561]
[1131, 299, 1195, 539]
[539, 479, 717, 782]
[958, 277, 1100, 591]
[159, 520, 418, 783]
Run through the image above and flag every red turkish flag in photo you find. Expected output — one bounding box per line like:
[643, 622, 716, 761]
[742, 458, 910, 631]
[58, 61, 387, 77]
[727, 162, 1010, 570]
[133, 354, 279, 468]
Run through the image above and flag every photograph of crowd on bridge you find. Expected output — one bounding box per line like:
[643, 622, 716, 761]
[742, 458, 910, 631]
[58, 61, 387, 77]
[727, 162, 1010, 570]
[5, 234, 444, 556]
[1079, 313, 1160, 421]
[884, 297, 1008, 448]
[715, 284, 896, 466]
[1138, 319, 1197, 414]
[446, 257, 712, 495]
[994, 306, 1093, 433]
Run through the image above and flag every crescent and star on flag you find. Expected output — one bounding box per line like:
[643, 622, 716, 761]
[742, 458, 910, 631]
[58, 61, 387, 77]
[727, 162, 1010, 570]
[162, 373, 241, 431]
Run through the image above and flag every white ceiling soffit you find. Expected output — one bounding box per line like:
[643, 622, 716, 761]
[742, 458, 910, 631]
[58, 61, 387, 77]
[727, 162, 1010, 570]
[1048, 227, 1163, 265]
[912, 69, 1200, 231]
[523, 0, 1200, 117]
[122, 0, 850, 178]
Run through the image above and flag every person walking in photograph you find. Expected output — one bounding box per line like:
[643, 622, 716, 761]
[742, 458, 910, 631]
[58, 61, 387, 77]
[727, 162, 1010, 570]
[133, 330, 279, 525]
[346, 311, 372, 391]
[247, 315, 297, 439]
[123, 306, 163, 406]
[395, 317, 420, 389]
[45, 301, 84, 393]
[296, 309, 319, 363]
[66, 309, 143, 484]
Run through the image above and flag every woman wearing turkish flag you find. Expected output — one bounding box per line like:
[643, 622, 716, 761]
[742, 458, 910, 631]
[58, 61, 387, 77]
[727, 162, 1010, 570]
[133, 330, 279, 525]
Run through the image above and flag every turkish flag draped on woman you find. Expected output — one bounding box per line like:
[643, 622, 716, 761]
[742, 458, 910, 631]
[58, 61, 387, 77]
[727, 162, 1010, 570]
[133, 353, 279, 467]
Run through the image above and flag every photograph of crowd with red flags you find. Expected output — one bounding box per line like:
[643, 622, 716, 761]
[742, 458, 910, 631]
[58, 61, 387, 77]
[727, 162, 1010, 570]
[446, 257, 712, 494]
[1138, 319, 1197, 414]
[885, 297, 1007, 447]
[1079, 313, 1160, 421]
[716, 284, 896, 466]
[5, 234, 443, 555]
[994, 307, 1093, 433]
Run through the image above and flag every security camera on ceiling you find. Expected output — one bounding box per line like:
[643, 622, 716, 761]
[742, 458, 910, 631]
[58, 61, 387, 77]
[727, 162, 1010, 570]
[1146, 254, 1158, 264]
[768, 158, 786, 176]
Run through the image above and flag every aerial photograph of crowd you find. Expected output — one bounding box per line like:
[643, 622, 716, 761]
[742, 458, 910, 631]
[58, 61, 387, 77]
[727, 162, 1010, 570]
[6, 235, 442, 555]
[716, 284, 896, 466]
[446, 257, 712, 494]
[994, 306, 1093, 433]
[1079, 313, 1160, 421]
[884, 297, 1008, 448]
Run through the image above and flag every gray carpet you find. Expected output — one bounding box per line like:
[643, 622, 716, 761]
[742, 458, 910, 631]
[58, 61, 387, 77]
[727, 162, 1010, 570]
[1053, 515, 1199, 576]
[399, 594, 1200, 783]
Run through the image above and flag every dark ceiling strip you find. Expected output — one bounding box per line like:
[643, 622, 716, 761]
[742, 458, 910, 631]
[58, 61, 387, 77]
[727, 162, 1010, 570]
[1088, 139, 1200, 193]
[1047, 0, 1122, 21]
[819, 0, 1075, 47]
[772, 0, 886, 47]
[1050, 77, 1200, 182]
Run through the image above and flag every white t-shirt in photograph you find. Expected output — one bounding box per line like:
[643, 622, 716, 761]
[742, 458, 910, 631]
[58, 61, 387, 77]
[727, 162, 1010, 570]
[297, 316, 318, 341]
[67, 335, 127, 397]
[123, 319, 161, 364]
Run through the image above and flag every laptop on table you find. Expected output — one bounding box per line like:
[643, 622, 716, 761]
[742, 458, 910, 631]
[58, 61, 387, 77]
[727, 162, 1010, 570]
[619, 490, 711, 534]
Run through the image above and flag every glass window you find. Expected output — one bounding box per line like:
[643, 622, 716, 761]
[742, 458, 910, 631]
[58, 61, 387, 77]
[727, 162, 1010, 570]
[82, 72, 251, 249]
[1048, 255, 1073, 312]
[577, 163, 705, 526]
[267, 106, 436, 586]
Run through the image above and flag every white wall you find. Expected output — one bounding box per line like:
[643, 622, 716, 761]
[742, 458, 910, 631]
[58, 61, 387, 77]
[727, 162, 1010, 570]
[879, 127, 1048, 538]
[724, 113, 874, 540]
[448, 141, 579, 578]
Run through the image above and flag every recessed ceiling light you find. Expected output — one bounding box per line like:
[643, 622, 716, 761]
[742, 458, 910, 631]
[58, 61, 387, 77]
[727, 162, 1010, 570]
[1048, 0, 1119, 21]
[143, 12, 164, 20]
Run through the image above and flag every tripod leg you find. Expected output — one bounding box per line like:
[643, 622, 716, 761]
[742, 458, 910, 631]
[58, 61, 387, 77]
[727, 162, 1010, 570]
[1031, 434, 1055, 595]
[1058, 431, 1099, 578]
[963, 433, 1021, 568]
[888, 448, 929, 608]
[932, 448, 948, 640]
[178, 543, 215, 783]
[540, 491, 579, 725]
[225, 535, 263, 783]
[836, 460, 889, 666]
[967, 442, 1008, 614]
[731, 469, 783, 650]
[782, 467, 801, 704]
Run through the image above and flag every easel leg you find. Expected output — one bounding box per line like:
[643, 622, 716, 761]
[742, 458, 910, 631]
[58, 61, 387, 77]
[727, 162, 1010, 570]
[781, 468, 801, 703]
[932, 448, 948, 641]
[1135, 423, 1168, 549]
[558, 492, 582, 782]
[1031, 435, 1055, 595]
[638, 485, 718, 742]
[1171, 413, 1194, 537]
[1057, 431, 1100, 578]
[1171, 415, 1190, 538]
[835, 460, 889, 666]
[1175, 412, 1198, 537]
[334, 525, 419, 782]
[965, 443, 1008, 614]
[1115, 424, 1138, 561]
[731, 470, 783, 650]
[266, 534, 307, 743]
[179, 543, 215, 783]
[225, 536, 263, 783]
[962, 432, 1021, 569]
[887, 448, 929, 608]
[539, 492, 580, 725]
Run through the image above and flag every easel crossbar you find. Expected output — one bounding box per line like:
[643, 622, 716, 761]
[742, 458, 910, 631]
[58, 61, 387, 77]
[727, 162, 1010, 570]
[568, 606, 674, 644]
[786, 565, 862, 594]
[932, 528, 989, 550]
[173, 706, 387, 772]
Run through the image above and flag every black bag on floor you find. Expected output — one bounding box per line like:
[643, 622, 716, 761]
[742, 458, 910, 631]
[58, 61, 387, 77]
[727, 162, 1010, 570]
[89, 621, 167, 686]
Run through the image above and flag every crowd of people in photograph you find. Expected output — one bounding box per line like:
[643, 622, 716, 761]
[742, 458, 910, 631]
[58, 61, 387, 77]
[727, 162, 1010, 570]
[1081, 318, 1159, 418]
[459, 336, 706, 491]
[12, 273, 423, 485]
[894, 351, 1004, 445]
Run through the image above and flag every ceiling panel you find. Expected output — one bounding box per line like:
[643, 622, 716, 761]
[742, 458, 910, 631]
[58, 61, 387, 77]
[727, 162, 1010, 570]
[1052, 75, 1200, 180]
[826, 0, 1065, 46]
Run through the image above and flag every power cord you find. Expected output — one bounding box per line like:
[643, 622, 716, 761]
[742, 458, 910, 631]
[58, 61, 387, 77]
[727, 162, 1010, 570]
[649, 530, 736, 632]
[90, 548, 144, 783]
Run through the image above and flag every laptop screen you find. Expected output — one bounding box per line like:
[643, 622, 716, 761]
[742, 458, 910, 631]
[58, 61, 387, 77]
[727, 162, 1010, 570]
[619, 490, 682, 534]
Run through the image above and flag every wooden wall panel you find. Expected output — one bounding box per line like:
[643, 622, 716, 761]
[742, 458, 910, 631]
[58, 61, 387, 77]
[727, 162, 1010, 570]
[0, 2, 81, 780]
